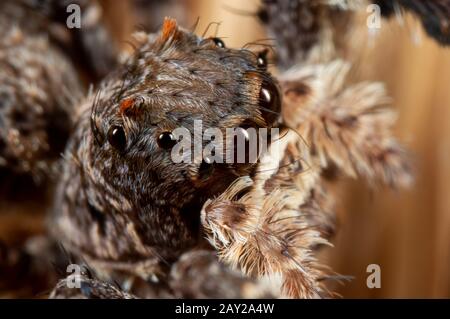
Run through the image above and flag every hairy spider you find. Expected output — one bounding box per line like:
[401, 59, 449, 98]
[50, 17, 283, 295]
[3, 0, 449, 299]
[46, 15, 412, 298]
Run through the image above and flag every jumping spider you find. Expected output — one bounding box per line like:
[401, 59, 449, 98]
[47, 16, 411, 298]
[50, 17, 284, 297]
[7, 0, 447, 298]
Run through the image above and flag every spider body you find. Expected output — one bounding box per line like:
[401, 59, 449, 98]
[1, 0, 430, 299]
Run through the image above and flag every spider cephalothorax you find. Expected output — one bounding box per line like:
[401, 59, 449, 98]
[51, 18, 282, 278]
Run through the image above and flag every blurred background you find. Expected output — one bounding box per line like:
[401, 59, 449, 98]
[1, 0, 449, 298]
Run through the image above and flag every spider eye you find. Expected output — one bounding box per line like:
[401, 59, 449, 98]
[157, 132, 177, 149]
[259, 79, 281, 126]
[257, 50, 268, 68]
[212, 37, 225, 48]
[107, 125, 127, 153]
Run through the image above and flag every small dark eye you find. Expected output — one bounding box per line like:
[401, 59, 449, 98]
[257, 50, 268, 68]
[157, 132, 177, 149]
[107, 125, 127, 153]
[212, 37, 225, 48]
[259, 79, 281, 126]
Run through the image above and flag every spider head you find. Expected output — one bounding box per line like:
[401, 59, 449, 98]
[86, 18, 282, 250]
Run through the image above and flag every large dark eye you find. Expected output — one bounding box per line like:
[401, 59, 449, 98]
[212, 37, 225, 48]
[259, 78, 281, 126]
[107, 125, 127, 153]
[157, 132, 177, 149]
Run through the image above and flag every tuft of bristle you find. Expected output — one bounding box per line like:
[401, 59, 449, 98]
[280, 60, 413, 188]
[161, 17, 179, 42]
[201, 172, 330, 298]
